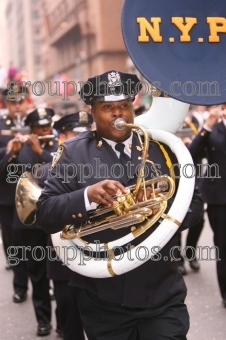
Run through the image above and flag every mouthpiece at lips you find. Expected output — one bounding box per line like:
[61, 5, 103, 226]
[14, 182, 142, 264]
[114, 118, 126, 130]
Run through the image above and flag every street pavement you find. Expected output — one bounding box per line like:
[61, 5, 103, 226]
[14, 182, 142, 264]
[0, 213, 225, 340]
[183, 213, 226, 340]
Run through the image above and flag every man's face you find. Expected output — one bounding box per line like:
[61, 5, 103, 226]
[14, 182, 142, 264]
[91, 100, 134, 142]
[6, 99, 28, 119]
[31, 124, 52, 137]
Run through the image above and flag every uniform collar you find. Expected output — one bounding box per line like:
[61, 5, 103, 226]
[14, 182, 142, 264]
[222, 117, 226, 127]
[102, 132, 133, 157]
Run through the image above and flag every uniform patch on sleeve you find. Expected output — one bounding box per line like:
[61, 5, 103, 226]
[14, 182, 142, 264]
[50, 145, 64, 170]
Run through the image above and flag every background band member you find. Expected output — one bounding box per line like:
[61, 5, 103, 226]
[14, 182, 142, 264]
[189, 104, 226, 308]
[36, 70, 203, 340]
[176, 114, 206, 275]
[13, 108, 59, 337]
[0, 86, 29, 302]
[36, 111, 93, 339]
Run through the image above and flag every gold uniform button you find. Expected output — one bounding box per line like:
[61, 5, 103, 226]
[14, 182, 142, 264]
[200, 131, 205, 136]
[2, 115, 6, 119]
[211, 178, 215, 182]
[170, 258, 174, 262]
[42, 161, 46, 164]
[49, 141, 53, 146]
[211, 147, 215, 151]
[72, 214, 76, 218]
[6, 119, 11, 125]
[78, 213, 82, 217]
[8, 157, 13, 162]
[51, 247, 55, 252]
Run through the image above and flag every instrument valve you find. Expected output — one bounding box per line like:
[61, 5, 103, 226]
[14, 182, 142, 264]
[124, 188, 136, 205]
[112, 201, 123, 216]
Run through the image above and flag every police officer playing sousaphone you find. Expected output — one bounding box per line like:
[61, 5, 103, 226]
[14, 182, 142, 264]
[36, 70, 203, 340]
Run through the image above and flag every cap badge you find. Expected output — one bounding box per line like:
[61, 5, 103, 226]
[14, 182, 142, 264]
[38, 108, 47, 119]
[108, 71, 122, 87]
[79, 111, 88, 124]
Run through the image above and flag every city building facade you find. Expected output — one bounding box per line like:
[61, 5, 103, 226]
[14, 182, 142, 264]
[39, 0, 128, 110]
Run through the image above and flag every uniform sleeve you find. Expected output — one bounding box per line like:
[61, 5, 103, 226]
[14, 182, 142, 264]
[0, 146, 6, 159]
[37, 149, 54, 164]
[36, 144, 89, 234]
[17, 141, 55, 168]
[179, 187, 203, 232]
[0, 149, 16, 176]
[188, 128, 210, 159]
[16, 142, 35, 167]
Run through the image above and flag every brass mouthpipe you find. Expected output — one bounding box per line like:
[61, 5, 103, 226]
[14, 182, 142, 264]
[114, 118, 149, 198]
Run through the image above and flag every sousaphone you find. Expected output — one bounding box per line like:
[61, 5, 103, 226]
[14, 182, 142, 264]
[18, 0, 224, 277]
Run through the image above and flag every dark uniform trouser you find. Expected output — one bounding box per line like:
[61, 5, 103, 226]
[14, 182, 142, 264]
[14, 229, 51, 324]
[178, 217, 205, 261]
[178, 203, 205, 262]
[54, 281, 85, 340]
[0, 205, 15, 259]
[207, 205, 226, 300]
[76, 289, 189, 340]
[0, 206, 28, 294]
[185, 217, 204, 259]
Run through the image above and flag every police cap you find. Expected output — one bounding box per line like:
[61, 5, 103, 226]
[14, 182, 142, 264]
[2, 84, 28, 102]
[25, 108, 55, 127]
[79, 70, 142, 105]
[53, 111, 93, 133]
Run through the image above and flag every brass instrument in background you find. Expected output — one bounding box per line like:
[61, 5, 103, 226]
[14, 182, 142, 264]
[15, 118, 175, 241]
[0, 112, 30, 136]
[15, 172, 42, 226]
[1, 112, 55, 140]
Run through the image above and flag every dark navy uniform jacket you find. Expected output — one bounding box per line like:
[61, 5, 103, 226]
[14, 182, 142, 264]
[36, 163, 73, 281]
[0, 114, 15, 148]
[0, 114, 19, 206]
[36, 131, 202, 308]
[189, 120, 226, 205]
[13, 137, 59, 230]
[16, 137, 59, 169]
